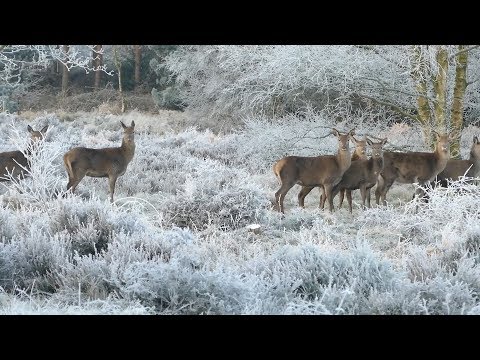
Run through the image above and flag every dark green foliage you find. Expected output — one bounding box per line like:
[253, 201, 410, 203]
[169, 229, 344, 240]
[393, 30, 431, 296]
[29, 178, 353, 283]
[149, 45, 185, 110]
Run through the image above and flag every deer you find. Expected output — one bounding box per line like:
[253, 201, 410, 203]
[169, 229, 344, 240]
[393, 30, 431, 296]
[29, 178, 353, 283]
[0, 124, 48, 182]
[326, 138, 387, 213]
[302, 134, 368, 210]
[432, 135, 480, 187]
[375, 131, 452, 206]
[273, 128, 355, 213]
[63, 121, 135, 203]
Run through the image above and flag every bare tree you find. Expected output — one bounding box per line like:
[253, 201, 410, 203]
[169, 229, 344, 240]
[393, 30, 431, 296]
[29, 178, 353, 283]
[113, 46, 125, 113]
[93, 45, 103, 90]
[0, 45, 112, 88]
[61, 45, 70, 94]
[134, 45, 142, 90]
[164, 45, 480, 155]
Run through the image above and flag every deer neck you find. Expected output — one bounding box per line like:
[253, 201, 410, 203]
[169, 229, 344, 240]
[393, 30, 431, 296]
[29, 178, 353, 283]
[434, 146, 450, 171]
[351, 151, 366, 161]
[121, 139, 136, 163]
[336, 148, 351, 172]
[370, 156, 384, 175]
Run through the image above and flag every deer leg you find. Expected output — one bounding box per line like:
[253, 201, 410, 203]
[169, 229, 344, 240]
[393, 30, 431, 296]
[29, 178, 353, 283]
[360, 185, 367, 210]
[346, 189, 353, 213]
[376, 175, 393, 206]
[338, 189, 345, 208]
[298, 186, 314, 208]
[366, 188, 371, 208]
[375, 175, 384, 205]
[275, 181, 295, 213]
[108, 175, 118, 203]
[319, 186, 327, 210]
[380, 181, 394, 206]
[324, 183, 335, 212]
[67, 171, 86, 194]
[414, 182, 428, 201]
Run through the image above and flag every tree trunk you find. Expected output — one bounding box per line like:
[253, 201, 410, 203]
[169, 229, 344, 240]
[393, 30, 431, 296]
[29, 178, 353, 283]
[93, 45, 103, 90]
[113, 46, 125, 113]
[134, 45, 142, 91]
[450, 45, 468, 159]
[409, 45, 435, 149]
[432, 46, 448, 131]
[55, 45, 60, 74]
[61, 45, 70, 95]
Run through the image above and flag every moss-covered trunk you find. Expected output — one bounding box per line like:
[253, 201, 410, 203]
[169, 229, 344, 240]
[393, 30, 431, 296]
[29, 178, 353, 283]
[410, 45, 435, 149]
[432, 47, 448, 131]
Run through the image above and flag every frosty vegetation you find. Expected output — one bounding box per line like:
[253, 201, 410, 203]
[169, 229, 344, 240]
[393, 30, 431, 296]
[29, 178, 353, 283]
[1, 109, 480, 315]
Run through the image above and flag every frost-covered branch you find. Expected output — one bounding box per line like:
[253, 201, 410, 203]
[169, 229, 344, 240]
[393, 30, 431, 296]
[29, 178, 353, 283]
[0, 45, 113, 87]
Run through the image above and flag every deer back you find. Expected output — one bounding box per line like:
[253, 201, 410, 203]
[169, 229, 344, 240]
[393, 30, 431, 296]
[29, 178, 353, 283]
[381, 133, 450, 183]
[64, 121, 135, 178]
[273, 128, 355, 187]
[0, 124, 48, 180]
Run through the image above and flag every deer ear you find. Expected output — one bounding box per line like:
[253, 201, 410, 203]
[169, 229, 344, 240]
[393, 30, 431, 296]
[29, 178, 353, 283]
[349, 129, 356, 136]
[432, 129, 440, 138]
[120, 121, 127, 129]
[331, 128, 340, 137]
[366, 138, 373, 146]
[27, 125, 33, 133]
[40, 125, 48, 133]
[382, 138, 388, 146]
[131, 121, 135, 128]
[475, 135, 479, 144]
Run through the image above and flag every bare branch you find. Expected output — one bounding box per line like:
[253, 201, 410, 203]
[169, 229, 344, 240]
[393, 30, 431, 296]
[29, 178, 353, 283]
[356, 93, 419, 123]
[449, 45, 480, 60]
[358, 76, 432, 101]
[355, 45, 409, 71]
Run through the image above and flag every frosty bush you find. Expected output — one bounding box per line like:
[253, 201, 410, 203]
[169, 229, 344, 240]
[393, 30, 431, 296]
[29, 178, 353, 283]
[1, 111, 480, 314]
[161, 159, 270, 230]
[122, 261, 251, 314]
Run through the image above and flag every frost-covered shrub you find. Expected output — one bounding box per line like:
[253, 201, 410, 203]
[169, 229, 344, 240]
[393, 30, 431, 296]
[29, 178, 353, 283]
[0, 230, 70, 292]
[1, 111, 480, 314]
[253, 242, 402, 314]
[161, 159, 269, 230]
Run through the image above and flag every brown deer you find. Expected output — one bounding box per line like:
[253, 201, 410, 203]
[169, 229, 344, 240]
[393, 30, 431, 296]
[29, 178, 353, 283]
[63, 121, 135, 202]
[433, 135, 480, 187]
[336, 135, 369, 209]
[327, 138, 387, 212]
[273, 128, 355, 213]
[375, 131, 452, 205]
[304, 135, 368, 210]
[0, 125, 48, 181]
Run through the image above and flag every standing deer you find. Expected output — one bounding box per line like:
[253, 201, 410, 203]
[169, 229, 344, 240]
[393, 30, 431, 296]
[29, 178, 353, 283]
[433, 135, 480, 187]
[307, 134, 368, 210]
[273, 128, 355, 213]
[63, 121, 135, 202]
[375, 131, 452, 205]
[337, 135, 369, 208]
[327, 138, 387, 212]
[0, 124, 48, 181]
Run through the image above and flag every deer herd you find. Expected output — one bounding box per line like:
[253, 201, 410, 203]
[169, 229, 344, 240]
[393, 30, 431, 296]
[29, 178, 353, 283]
[0, 121, 135, 203]
[274, 128, 480, 213]
[0, 122, 479, 211]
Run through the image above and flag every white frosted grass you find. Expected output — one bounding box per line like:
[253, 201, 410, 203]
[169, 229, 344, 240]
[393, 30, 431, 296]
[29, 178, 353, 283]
[1, 112, 480, 314]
